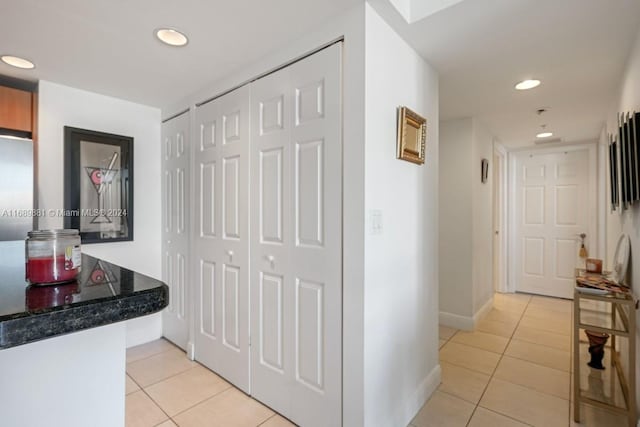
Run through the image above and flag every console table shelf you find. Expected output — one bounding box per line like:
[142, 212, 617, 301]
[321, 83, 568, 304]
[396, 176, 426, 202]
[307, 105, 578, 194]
[573, 289, 637, 427]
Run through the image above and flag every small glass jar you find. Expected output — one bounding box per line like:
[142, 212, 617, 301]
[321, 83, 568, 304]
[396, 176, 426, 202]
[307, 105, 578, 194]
[25, 229, 82, 285]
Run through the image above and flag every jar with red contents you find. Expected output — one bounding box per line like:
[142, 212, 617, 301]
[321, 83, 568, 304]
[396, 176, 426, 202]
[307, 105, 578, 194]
[25, 230, 82, 285]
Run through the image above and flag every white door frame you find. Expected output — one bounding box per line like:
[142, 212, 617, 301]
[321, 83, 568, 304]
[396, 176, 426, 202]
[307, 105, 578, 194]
[507, 142, 598, 295]
[493, 141, 508, 293]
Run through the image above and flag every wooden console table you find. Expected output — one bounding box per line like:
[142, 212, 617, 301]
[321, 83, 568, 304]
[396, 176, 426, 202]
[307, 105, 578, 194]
[573, 287, 637, 427]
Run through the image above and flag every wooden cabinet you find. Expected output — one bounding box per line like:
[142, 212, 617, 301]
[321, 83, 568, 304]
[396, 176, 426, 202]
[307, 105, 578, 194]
[0, 85, 35, 134]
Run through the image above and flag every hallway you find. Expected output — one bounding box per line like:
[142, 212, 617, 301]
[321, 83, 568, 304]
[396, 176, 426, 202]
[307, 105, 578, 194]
[411, 293, 626, 427]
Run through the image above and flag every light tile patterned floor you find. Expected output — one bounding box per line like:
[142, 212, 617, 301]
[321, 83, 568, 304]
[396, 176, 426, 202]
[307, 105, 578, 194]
[128, 293, 628, 427]
[125, 340, 296, 427]
[411, 293, 629, 427]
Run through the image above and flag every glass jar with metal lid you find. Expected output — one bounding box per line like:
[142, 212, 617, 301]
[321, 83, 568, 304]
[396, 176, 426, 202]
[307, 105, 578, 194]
[25, 229, 82, 285]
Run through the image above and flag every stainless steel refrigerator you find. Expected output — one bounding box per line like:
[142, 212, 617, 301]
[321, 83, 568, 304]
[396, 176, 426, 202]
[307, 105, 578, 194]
[0, 136, 34, 241]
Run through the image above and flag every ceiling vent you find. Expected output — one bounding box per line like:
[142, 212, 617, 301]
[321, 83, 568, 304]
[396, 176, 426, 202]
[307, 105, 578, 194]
[534, 137, 563, 145]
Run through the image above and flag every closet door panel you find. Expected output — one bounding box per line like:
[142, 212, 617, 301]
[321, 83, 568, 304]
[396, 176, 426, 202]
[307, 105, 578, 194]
[161, 111, 191, 350]
[193, 85, 250, 393]
[217, 86, 250, 391]
[199, 162, 216, 237]
[194, 99, 222, 376]
[259, 272, 284, 371]
[222, 156, 241, 239]
[288, 43, 342, 427]
[250, 66, 293, 414]
[295, 139, 324, 247]
[250, 43, 342, 427]
[259, 148, 284, 243]
[200, 260, 216, 338]
[164, 170, 172, 234]
[222, 264, 240, 350]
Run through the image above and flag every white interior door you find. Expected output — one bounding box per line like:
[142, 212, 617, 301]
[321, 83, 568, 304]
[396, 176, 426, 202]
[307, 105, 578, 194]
[513, 146, 596, 298]
[250, 43, 342, 427]
[161, 112, 190, 350]
[193, 86, 250, 392]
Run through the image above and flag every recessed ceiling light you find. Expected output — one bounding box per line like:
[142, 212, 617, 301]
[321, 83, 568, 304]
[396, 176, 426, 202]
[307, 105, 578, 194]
[1, 55, 35, 69]
[515, 79, 541, 90]
[155, 28, 188, 47]
[536, 132, 553, 138]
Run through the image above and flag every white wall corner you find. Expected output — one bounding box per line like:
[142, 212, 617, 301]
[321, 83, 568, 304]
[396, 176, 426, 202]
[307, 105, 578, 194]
[439, 295, 492, 330]
[439, 311, 474, 331]
[473, 295, 494, 327]
[387, 0, 412, 23]
[125, 313, 163, 348]
[403, 364, 441, 424]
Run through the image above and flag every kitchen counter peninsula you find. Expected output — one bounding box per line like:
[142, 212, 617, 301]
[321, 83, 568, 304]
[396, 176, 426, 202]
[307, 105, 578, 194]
[0, 248, 168, 349]
[0, 240, 169, 427]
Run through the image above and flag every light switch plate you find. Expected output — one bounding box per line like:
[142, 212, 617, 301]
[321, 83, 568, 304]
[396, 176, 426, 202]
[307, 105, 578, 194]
[369, 209, 383, 235]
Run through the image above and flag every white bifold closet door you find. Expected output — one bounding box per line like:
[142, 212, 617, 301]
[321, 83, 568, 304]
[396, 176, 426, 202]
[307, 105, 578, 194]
[193, 85, 251, 392]
[250, 44, 342, 427]
[161, 111, 190, 350]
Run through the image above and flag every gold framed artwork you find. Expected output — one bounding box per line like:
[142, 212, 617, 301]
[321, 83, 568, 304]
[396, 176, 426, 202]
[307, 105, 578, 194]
[396, 106, 427, 165]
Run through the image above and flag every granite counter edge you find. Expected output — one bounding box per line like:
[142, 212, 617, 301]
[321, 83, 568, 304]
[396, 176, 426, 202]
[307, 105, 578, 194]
[0, 284, 168, 350]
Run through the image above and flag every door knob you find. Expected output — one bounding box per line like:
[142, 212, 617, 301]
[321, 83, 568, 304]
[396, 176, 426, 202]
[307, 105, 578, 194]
[227, 250, 234, 260]
[267, 255, 275, 262]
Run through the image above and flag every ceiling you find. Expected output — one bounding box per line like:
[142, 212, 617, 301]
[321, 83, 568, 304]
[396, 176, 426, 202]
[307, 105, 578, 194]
[0, 0, 360, 108]
[372, 0, 640, 147]
[2, 0, 640, 148]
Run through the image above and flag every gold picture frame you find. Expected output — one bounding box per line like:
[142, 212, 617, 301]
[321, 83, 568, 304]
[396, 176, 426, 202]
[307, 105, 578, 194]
[396, 106, 427, 165]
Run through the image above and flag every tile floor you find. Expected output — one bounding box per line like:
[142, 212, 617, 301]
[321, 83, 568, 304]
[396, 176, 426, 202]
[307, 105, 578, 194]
[126, 293, 629, 427]
[411, 293, 630, 427]
[125, 339, 295, 427]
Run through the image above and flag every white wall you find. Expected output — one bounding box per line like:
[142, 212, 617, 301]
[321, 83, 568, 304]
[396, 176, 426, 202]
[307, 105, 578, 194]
[364, 5, 440, 427]
[439, 118, 473, 319]
[0, 322, 126, 427]
[387, 0, 465, 23]
[37, 80, 162, 347]
[471, 119, 494, 313]
[603, 26, 640, 414]
[439, 117, 494, 328]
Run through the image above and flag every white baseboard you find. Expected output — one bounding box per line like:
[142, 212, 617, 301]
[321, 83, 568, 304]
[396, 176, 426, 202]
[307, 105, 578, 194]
[187, 341, 196, 360]
[473, 296, 494, 325]
[403, 364, 442, 426]
[439, 311, 474, 330]
[439, 296, 494, 331]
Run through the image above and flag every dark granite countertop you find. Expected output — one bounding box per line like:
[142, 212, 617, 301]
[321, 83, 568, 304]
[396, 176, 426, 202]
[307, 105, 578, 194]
[0, 241, 168, 349]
